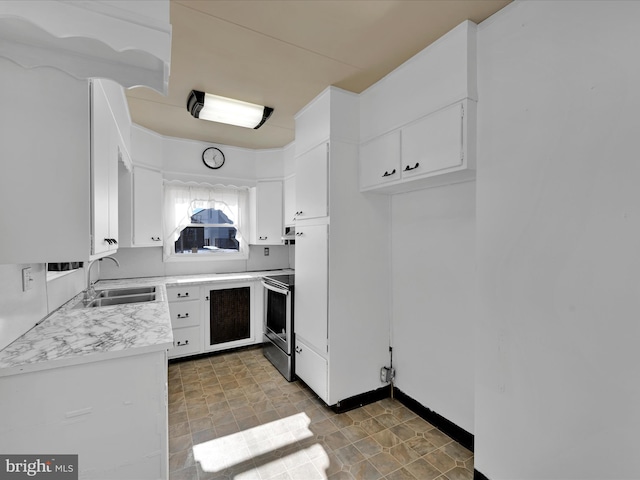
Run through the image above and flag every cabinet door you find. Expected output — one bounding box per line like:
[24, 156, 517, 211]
[295, 338, 328, 403]
[133, 167, 163, 246]
[401, 102, 464, 179]
[0, 58, 90, 263]
[294, 224, 328, 352]
[91, 80, 119, 256]
[250, 180, 283, 244]
[283, 175, 296, 227]
[295, 142, 328, 221]
[204, 283, 254, 352]
[359, 131, 401, 190]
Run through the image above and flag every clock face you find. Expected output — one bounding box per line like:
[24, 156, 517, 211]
[202, 147, 225, 169]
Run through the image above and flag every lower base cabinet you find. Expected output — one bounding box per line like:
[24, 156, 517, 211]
[0, 351, 168, 479]
[167, 286, 201, 360]
[294, 338, 328, 402]
[167, 281, 260, 360]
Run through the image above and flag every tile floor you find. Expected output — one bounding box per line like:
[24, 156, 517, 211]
[168, 347, 474, 480]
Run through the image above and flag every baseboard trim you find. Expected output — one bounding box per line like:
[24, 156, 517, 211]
[168, 343, 262, 364]
[330, 386, 391, 413]
[474, 469, 490, 480]
[393, 387, 474, 452]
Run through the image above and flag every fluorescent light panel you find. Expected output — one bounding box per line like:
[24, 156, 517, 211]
[187, 90, 273, 129]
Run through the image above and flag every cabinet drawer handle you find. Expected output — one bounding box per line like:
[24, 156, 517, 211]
[177, 313, 189, 319]
[205, 296, 209, 301]
[151, 237, 161, 241]
[295, 232, 303, 236]
[259, 236, 267, 240]
[295, 346, 302, 354]
[382, 169, 396, 177]
[177, 292, 189, 298]
[175, 340, 190, 347]
[294, 211, 303, 217]
[404, 163, 420, 172]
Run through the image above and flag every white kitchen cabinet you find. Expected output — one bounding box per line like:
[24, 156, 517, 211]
[359, 130, 401, 190]
[249, 180, 283, 245]
[283, 175, 297, 227]
[401, 101, 465, 178]
[293, 87, 391, 407]
[0, 58, 91, 264]
[360, 99, 476, 193]
[295, 338, 328, 401]
[295, 142, 328, 221]
[0, 351, 168, 479]
[120, 166, 163, 247]
[167, 286, 202, 359]
[91, 80, 120, 257]
[294, 224, 328, 352]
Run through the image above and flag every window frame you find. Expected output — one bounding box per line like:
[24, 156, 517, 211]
[163, 182, 249, 262]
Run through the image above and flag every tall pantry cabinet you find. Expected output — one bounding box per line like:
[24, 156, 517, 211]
[294, 87, 391, 407]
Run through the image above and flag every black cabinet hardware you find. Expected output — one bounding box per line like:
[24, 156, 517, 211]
[404, 163, 420, 172]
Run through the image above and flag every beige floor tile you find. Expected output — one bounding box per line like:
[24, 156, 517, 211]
[168, 348, 474, 480]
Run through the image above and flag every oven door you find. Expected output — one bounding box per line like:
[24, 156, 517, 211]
[262, 280, 292, 354]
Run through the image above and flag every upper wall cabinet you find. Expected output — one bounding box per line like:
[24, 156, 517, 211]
[295, 143, 329, 222]
[283, 175, 297, 227]
[119, 166, 163, 248]
[360, 99, 476, 193]
[359, 20, 477, 194]
[249, 180, 283, 245]
[0, 1, 171, 94]
[0, 59, 91, 264]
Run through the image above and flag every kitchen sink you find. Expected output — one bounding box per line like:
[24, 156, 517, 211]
[96, 286, 156, 298]
[73, 287, 158, 309]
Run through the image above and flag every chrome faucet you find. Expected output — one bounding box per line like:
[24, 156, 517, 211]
[84, 256, 120, 304]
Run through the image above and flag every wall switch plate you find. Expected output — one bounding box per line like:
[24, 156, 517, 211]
[264, 247, 269, 256]
[22, 267, 33, 291]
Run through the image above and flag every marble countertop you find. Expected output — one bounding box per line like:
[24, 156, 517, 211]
[0, 269, 292, 377]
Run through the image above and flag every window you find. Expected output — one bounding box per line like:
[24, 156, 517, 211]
[163, 182, 249, 260]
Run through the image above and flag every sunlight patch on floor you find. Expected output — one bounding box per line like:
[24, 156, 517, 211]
[193, 411, 323, 476]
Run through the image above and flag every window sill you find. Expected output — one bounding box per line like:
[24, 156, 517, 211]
[163, 252, 249, 263]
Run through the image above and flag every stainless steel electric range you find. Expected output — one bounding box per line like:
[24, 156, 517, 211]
[261, 274, 295, 381]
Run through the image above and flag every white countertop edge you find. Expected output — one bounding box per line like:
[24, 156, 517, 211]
[0, 342, 172, 378]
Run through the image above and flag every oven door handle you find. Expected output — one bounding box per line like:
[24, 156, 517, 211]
[262, 281, 290, 296]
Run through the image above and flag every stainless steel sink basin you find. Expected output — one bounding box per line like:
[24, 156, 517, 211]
[73, 286, 158, 309]
[96, 286, 156, 298]
[82, 293, 156, 308]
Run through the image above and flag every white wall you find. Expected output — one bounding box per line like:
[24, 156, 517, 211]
[162, 135, 257, 187]
[0, 264, 47, 350]
[475, 1, 640, 478]
[98, 245, 291, 279]
[391, 182, 475, 433]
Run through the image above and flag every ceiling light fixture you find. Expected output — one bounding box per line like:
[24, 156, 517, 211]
[187, 90, 274, 129]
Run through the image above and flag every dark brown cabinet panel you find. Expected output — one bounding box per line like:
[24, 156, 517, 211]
[208, 287, 251, 345]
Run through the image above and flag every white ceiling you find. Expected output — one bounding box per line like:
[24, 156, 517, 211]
[126, 0, 510, 150]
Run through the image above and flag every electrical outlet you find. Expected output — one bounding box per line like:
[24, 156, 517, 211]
[22, 267, 33, 292]
[380, 366, 395, 383]
[264, 247, 269, 256]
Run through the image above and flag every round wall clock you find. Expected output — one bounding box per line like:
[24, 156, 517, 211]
[202, 147, 225, 169]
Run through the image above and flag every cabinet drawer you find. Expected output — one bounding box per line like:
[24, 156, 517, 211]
[168, 300, 200, 328]
[295, 338, 327, 402]
[168, 326, 201, 358]
[166, 286, 199, 302]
